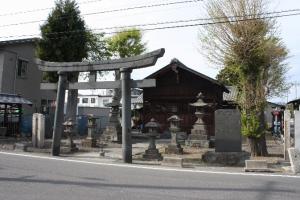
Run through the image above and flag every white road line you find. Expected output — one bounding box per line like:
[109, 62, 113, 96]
[0, 151, 299, 179]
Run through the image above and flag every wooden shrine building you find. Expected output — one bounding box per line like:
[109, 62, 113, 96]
[142, 59, 228, 136]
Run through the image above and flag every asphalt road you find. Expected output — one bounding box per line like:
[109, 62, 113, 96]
[0, 152, 300, 200]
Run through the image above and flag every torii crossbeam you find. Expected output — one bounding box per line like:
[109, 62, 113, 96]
[36, 48, 165, 163]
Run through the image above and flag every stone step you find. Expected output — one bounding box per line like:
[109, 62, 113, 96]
[245, 160, 272, 172]
[162, 157, 183, 168]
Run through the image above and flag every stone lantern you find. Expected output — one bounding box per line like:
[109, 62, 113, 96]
[102, 101, 122, 142]
[82, 114, 98, 148]
[143, 118, 163, 160]
[186, 92, 210, 148]
[165, 115, 183, 154]
[63, 118, 78, 152]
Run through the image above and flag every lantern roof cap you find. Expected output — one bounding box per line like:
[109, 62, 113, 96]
[145, 118, 160, 128]
[63, 118, 75, 126]
[167, 115, 182, 122]
[190, 92, 209, 107]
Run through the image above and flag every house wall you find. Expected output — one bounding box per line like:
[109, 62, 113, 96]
[0, 53, 5, 90]
[0, 42, 56, 115]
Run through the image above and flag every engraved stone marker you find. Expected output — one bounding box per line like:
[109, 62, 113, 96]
[215, 109, 241, 152]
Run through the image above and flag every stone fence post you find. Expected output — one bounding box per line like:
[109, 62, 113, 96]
[32, 113, 45, 148]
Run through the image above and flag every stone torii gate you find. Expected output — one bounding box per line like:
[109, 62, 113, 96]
[36, 48, 165, 163]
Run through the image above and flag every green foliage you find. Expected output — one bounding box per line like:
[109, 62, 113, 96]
[107, 28, 146, 58]
[37, 0, 91, 82]
[199, 0, 289, 155]
[241, 111, 262, 138]
[216, 62, 240, 86]
[86, 33, 111, 61]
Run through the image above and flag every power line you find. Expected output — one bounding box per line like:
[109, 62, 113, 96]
[1, 8, 299, 38]
[0, 0, 203, 28]
[1, 10, 300, 40]
[0, 0, 105, 17]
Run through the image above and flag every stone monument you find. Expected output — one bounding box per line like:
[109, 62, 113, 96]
[82, 114, 98, 148]
[102, 100, 122, 142]
[143, 118, 163, 160]
[215, 109, 241, 152]
[165, 115, 183, 154]
[186, 92, 210, 148]
[63, 118, 78, 152]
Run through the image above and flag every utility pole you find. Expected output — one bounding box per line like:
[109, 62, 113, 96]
[293, 81, 300, 99]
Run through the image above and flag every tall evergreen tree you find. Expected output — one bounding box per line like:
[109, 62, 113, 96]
[37, 0, 90, 122]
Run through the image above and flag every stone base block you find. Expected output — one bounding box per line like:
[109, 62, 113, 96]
[82, 138, 97, 148]
[244, 160, 270, 172]
[162, 157, 183, 168]
[165, 144, 183, 154]
[288, 148, 300, 174]
[189, 133, 209, 140]
[14, 142, 28, 152]
[202, 151, 250, 166]
[143, 149, 163, 160]
[186, 139, 209, 148]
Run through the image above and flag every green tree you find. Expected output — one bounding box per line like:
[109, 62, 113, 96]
[199, 0, 289, 156]
[107, 28, 146, 58]
[107, 28, 146, 102]
[37, 0, 91, 121]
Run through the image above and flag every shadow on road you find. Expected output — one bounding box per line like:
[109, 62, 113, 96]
[0, 176, 296, 196]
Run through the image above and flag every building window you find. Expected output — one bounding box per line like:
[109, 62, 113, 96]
[82, 98, 88, 104]
[17, 59, 28, 78]
[91, 98, 96, 104]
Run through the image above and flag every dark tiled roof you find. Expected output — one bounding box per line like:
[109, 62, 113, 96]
[145, 58, 229, 92]
[223, 86, 238, 102]
[0, 93, 32, 105]
[0, 38, 39, 46]
[288, 98, 300, 104]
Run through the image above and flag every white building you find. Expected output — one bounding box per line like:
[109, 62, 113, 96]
[77, 89, 142, 109]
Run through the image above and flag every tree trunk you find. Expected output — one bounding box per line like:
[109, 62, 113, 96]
[248, 136, 268, 157]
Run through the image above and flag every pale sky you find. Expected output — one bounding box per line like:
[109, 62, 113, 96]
[0, 0, 299, 102]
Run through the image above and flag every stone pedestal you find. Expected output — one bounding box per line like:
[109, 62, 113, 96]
[143, 119, 163, 160]
[102, 104, 121, 142]
[82, 115, 97, 148]
[202, 151, 250, 166]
